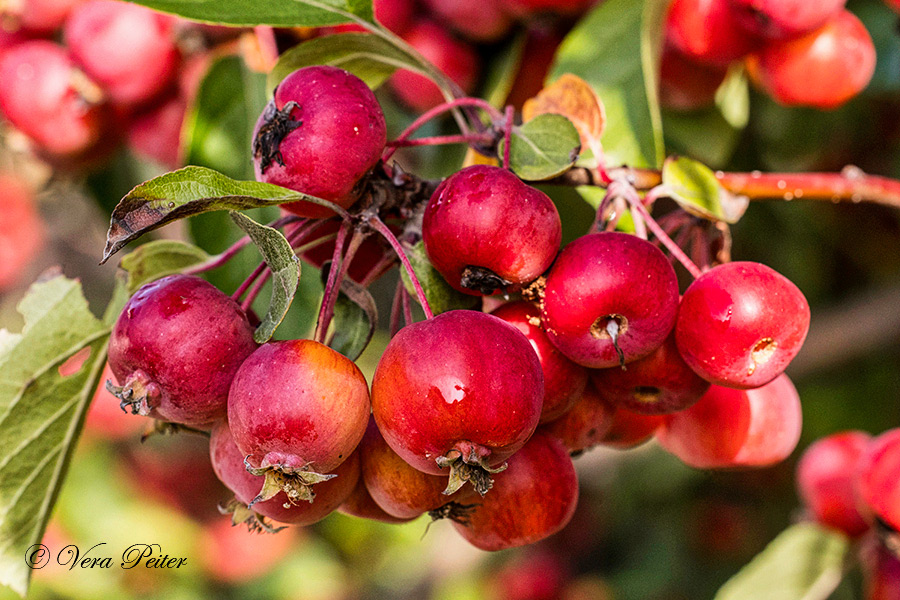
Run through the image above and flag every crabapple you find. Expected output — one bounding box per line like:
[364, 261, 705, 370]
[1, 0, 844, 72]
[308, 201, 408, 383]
[657, 374, 803, 469]
[127, 93, 186, 169]
[590, 332, 710, 415]
[600, 404, 665, 450]
[0, 40, 108, 157]
[856, 428, 900, 532]
[449, 433, 579, 551]
[252, 66, 387, 218]
[729, 0, 847, 40]
[665, 0, 759, 67]
[0, 172, 44, 290]
[748, 10, 876, 110]
[491, 301, 588, 422]
[389, 22, 480, 112]
[796, 430, 871, 537]
[539, 382, 615, 455]
[422, 0, 513, 42]
[210, 422, 360, 527]
[659, 45, 728, 112]
[65, 0, 181, 107]
[360, 419, 474, 519]
[499, 0, 596, 17]
[197, 518, 297, 583]
[227, 339, 370, 504]
[424, 166, 562, 296]
[371, 310, 543, 496]
[862, 539, 900, 600]
[108, 274, 257, 428]
[675, 261, 810, 389]
[337, 479, 416, 524]
[2, 0, 84, 34]
[541, 232, 680, 368]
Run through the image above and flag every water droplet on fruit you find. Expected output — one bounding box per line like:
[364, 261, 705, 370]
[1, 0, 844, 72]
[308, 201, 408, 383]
[433, 376, 467, 404]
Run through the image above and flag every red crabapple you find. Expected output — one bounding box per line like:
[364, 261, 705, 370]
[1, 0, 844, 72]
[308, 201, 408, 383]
[499, 0, 596, 17]
[127, 93, 186, 169]
[360, 419, 474, 519]
[210, 422, 359, 527]
[197, 518, 297, 583]
[665, 0, 759, 67]
[108, 274, 257, 428]
[856, 428, 900, 532]
[371, 310, 543, 496]
[796, 430, 871, 537]
[657, 374, 803, 469]
[541, 232, 680, 369]
[422, 0, 513, 42]
[424, 166, 562, 296]
[0, 40, 108, 158]
[389, 22, 480, 112]
[590, 332, 710, 415]
[659, 45, 728, 112]
[729, 0, 846, 40]
[448, 433, 579, 551]
[2, 0, 84, 34]
[675, 261, 810, 389]
[252, 66, 387, 218]
[748, 10, 875, 110]
[600, 405, 665, 450]
[337, 479, 416, 524]
[0, 172, 44, 290]
[491, 301, 588, 422]
[862, 539, 900, 600]
[227, 339, 370, 504]
[65, 0, 181, 107]
[374, 0, 415, 34]
[539, 383, 615, 455]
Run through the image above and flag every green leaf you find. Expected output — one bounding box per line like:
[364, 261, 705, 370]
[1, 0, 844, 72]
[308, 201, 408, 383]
[229, 211, 300, 344]
[550, 0, 667, 168]
[328, 278, 377, 361]
[118, 240, 211, 295]
[661, 155, 749, 224]
[183, 55, 267, 181]
[714, 523, 850, 600]
[268, 32, 422, 92]
[400, 242, 480, 315]
[123, 0, 373, 27]
[0, 276, 110, 597]
[499, 114, 581, 181]
[102, 166, 339, 263]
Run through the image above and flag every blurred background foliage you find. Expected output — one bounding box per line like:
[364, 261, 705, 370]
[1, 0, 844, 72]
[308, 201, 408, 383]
[1, 0, 899, 598]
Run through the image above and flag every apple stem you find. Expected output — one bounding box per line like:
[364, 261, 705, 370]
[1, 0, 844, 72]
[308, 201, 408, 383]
[502, 105, 514, 171]
[186, 215, 301, 276]
[383, 97, 505, 162]
[370, 215, 435, 319]
[315, 221, 366, 344]
[389, 278, 404, 337]
[387, 132, 496, 149]
[619, 183, 705, 279]
[240, 267, 272, 314]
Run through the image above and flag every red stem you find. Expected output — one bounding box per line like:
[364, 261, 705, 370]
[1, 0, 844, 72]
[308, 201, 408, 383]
[314, 228, 366, 344]
[390, 278, 404, 337]
[369, 216, 434, 319]
[187, 215, 301, 276]
[621, 187, 704, 279]
[502, 105, 514, 171]
[313, 220, 351, 343]
[382, 97, 504, 162]
[401, 286, 413, 326]
[716, 169, 900, 207]
[387, 133, 495, 149]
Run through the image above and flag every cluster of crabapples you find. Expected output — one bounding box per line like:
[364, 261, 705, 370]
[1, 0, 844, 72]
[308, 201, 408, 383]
[796, 428, 900, 594]
[0, 0, 236, 168]
[103, 64, 812, 551]
[661, 0, 878, 110]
